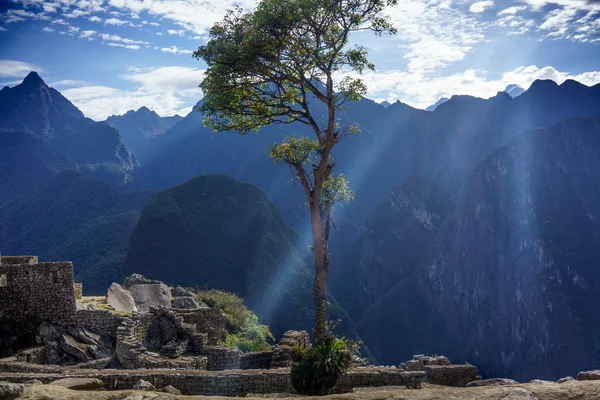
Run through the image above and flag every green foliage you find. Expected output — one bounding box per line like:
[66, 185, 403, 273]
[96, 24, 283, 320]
[222, 323, 274, 353]
[290, 336, 353, 395]
[197, 288, 274, 352]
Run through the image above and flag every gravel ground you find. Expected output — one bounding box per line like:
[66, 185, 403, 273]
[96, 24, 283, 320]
[16, 381, 600, 400]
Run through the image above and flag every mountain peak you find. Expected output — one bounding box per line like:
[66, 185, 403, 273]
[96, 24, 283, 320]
[22, 71, 46, 86]
[136, 106, 151, 113]
[503, 84, 525, 98]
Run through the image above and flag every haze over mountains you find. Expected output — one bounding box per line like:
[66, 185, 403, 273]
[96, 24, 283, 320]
[1, 72, 600, 381]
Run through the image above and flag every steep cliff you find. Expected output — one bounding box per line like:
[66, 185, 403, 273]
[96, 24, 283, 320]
[359, 117, 600, 381]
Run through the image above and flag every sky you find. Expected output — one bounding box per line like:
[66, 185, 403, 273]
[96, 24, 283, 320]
[0, 0, 599, 121]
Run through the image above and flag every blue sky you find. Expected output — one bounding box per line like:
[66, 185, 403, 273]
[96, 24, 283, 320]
[0, 0, 599, 120]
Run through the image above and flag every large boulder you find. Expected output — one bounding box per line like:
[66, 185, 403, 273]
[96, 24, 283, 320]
[49, 377, 103, 390]
[557, 376, 575, 383]
[129, 283, 172, 313]
[467, 378, 518, 387]
[123, 273, 163, 288]
[107, 282, 138, 313]
[133, 379, 156, 391]
[0, 381, 24, 399]
[577, 370, 600, 381]
[171, 286, 194, 297]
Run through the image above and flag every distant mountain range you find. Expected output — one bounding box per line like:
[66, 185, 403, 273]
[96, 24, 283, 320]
[105, 106, 183, 163]
[425, 97, 449, 111]
[2, 72, 600, 380]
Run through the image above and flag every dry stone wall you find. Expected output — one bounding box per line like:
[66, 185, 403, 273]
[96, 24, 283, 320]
[177, 308, 227, 345]
[206, 347, 241, 371]
[0, 257, 76, 335]
[73, 310, 129, 340]
[0, 367, 425, 396]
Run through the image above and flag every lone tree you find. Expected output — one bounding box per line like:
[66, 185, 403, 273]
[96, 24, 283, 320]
[195, 0, 397, 344]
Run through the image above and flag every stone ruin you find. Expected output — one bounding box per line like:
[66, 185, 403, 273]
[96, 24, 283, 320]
[0, 255, 314, 374]
[399, 354, 480, 387]
[6, 255, 597, 396]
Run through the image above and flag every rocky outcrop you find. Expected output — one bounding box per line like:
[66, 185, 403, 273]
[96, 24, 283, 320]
[577, 370, 600, 381]
[36, 323, 113, 365]
[107, 283, 137, 313]
[467, 378, 518, 387]
[129, 283, 172, 313]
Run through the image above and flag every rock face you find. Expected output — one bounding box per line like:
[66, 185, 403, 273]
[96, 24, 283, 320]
[359, 117, 600, 381]
[36, 323, 114, 365]
[129, 283, 172, 313]
[330, 177, 454, 320]
[172, 296, 203, 310]
[0, 381, 24, 399]
[107, 283, 138, 313]
[357, 177, 454, 313]
[49, 377, 103, 390]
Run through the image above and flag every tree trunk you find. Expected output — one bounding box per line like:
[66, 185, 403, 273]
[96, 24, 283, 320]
[310, 199, 329, 344]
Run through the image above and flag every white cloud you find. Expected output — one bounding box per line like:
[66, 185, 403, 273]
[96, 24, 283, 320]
[167, 29, 185, 36]
[337, 65, 600, 109]
[0, 27, 7, 31]
[469, 1, 494, 13]
[498, 6, 527, 15]
[42, 26, 54, 33]
[156, 32, 163, 36]
[107, 43, 141, 50]
[50, 79, 88, 87]
[99, 33, 149, 45]
[160, 46, 193, 55]
[89, 16, 102, 23]
[0, 59, 42, 78]
[104, 17, 132, 26]
[80, 30, 96, 39]
[51, 19, 69, 25]
[385, 0, 486, 72]
[61, 66, 206, 120]
[105, 0, 259, 35]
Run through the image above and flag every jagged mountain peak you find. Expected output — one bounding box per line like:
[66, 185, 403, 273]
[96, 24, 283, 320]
[22, 71, 46, 86]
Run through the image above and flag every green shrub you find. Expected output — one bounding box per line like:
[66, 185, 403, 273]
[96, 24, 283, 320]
[197, 289, 274, 352]
[290, 337, 352, 395]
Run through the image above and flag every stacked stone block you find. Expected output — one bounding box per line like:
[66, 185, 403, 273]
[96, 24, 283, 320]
[206, 347, 241, 371]
[0, 257, 76, 336]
